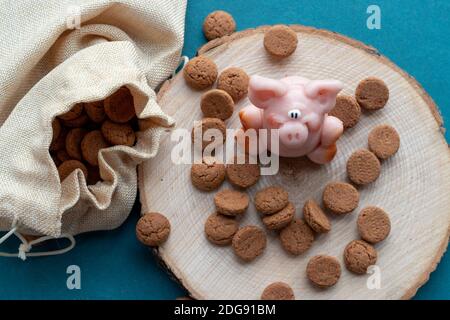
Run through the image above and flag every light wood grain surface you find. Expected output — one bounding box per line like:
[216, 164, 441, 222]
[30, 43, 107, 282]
[139, 26, 450, 300]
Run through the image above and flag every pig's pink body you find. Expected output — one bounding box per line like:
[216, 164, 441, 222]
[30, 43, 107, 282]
[239, 75, 344, 164]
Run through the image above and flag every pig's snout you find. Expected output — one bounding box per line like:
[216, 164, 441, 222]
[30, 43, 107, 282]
[279, 122, 308, 148]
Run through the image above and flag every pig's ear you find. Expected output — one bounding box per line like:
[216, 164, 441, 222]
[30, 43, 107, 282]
[248, 75, 288, 109]
[305, 80, 344, 111]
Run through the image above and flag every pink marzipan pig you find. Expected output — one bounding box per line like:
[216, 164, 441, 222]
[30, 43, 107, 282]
[239, 75, 344, 163]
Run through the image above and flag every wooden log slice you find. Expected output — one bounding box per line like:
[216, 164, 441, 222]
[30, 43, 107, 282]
[139, 25, 450, 300]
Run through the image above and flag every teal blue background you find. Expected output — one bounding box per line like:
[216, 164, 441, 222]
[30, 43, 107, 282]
[0, 0, 449, 299]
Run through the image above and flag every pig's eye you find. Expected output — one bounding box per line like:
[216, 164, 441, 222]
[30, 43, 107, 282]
[288, 109, 301, 119]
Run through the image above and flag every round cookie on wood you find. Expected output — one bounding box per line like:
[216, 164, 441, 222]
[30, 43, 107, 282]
[225, 156, 260, 189]
[65, 128, 88, 161]
[191, 117, 226, 150]
[101, 120, 136, 146]
[58, 103, 83, 121]
[232, 226, 267, 262]
[347, 149, 381, 185]
[368, 125, 400, 159]
[214, 189, 249, 216]
[261, 282, 295, 300]
[85, 100, 106, 123]
[176, 296, 192, 301]
[81, 130, 110, 166]
[264, 25, 298, 58]
[262, 202, 295, 230]
[203, 10, 236, 41]
[322, 182, 359, 215]
[136, 212, 171, 247]
[57, 160, 88, 182]
[191, 157, 225, 191]
[104, 87, 136, 123]
[255, 186, 289, 215]
[184, 56, 218, 90]
[357, 206, 391, 244]
[355, 77, 389, 110]
[279, 219, 314, 255]
[200, 89, 234, 120]
[329, 95, 361, 129]
[303, 199, 331, 233]
[306, 255, 341, 288]
[204, 213, 238, 246]
[344, 240, 377, 274]
[217, 67, 250, 102]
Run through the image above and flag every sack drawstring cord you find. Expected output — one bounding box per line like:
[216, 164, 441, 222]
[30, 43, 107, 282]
[0, 219, 76, 260]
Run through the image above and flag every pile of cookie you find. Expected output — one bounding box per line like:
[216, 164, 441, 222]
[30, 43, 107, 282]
[191, 13, 401, 299]
[50, 87, 137, 185]
[195, 119, 398, 299]
[185, 56, 250, 152]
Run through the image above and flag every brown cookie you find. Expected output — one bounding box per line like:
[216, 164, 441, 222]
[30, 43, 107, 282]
[264, 25, 298, 58]
[56, 149, 71, 163]
[51, 118, 61, 144]
[279, 219, 314, 255]
[355, 77, 389, 110]
[85, 100, 106, 123]
[66, 128, 88, 161]
[204, 213, 238, 245]
[232, 225, 267, 262]
[306, 255, 341, 288]
[344, 240, 377, 274]
[357, 206, 391, 244]
[183, 56, 218, 90]
[347, 149, 381, 185]
[255, 186, 289, 215]
[217, 67, 250, 102]
[81, 130, 110, 166]
[262, 202, 295, 230]
[200, 89, 234, 121]
[214, 189, 249, 216]
[261, 282, 295, 300]
[58, 104, 83, 121]
[50, 127, 68, 152]
[303, 199, 331, 233]
[226, 156, 260, 189]
[176, 297, 192, 301]
[86, 164, 102, 185]
[368, 125, 400, 159]
[203, 10, 236, 40]
[62, 112, 89, 128]
[191, 157, 226, 191]
[104, 87, 135, 123]
[57, 160, 88, 182]
[329, 95, 361, 129]
[192, 118, 226, 150]
[101, 120, 136, 146]
[322, 182, 359, 215]
[136, 212, 171, 247]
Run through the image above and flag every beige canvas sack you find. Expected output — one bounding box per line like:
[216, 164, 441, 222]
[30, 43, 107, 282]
[0, 0, 186, 258]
